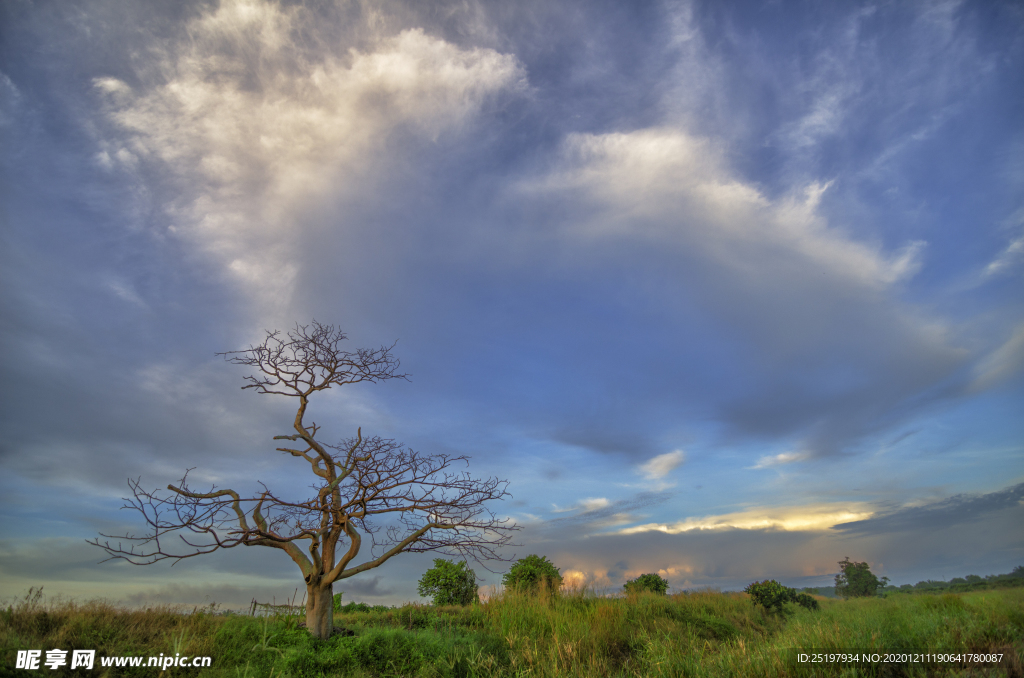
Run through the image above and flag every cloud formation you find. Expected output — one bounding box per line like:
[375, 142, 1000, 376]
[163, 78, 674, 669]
[832, 483, 1024, 536]
[94, 0, 525, 318]
[521, 125, 966, 457]
[749, 452, 809, 469]
[1, 0, 1021, 606]
[613, 503, 875, 536]
[639, 450, 686, 480]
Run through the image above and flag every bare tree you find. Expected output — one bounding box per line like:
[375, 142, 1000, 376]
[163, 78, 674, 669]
[90, 321, 516, 639]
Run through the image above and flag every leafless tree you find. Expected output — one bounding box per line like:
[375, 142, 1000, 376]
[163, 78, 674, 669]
[90, 321, 516, 639]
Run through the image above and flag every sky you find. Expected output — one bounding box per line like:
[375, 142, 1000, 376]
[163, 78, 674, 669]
[1, 0, 1022, 609]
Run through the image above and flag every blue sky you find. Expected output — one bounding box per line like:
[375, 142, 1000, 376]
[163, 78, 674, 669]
[1, 0, 1022, 607]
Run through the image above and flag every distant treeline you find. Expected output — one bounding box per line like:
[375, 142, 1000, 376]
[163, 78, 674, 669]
[801, 565, 1024, 598]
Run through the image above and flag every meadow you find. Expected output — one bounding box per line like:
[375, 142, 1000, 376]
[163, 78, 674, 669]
[2, 585, 1022, 677]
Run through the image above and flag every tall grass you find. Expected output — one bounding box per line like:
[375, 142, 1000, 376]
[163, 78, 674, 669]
[0, 587, 222, 677]
[2, 586, 1021, 677]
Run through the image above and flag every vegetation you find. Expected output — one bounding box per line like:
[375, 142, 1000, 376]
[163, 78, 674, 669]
[623, 573, 669, 596]
[4, 584, 1022, 677]
[884, 565, 1024, 595]
[834, 557, 889, 598]
[501, 554, 563, 593]
[418, 559, 479, 606]
[744, 580, 819, 614]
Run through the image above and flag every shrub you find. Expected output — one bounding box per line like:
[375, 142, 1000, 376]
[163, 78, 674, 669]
[417, 559, 479, 606]
[834, 557, 889, 598]
[744, 579, 819, 614]
[624, 573, 669, 595]
[336, 601, 386, 613]
[792, 591, 820, 610]
[502, 555, 562, 593]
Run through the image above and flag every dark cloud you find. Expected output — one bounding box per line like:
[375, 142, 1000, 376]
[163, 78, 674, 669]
[546, 492, 672, 526]
[338, 576, 396, 598]
[123, 584, 299, 610]
[0, 537, 296, 584]
[833, 483, 1024, 536]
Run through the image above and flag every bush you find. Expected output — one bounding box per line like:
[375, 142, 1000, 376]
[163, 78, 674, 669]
[624, 573, 669, 595]
[744, 580, 819, 614]
[834, 557, 889, 598]
[502, 555, 562, 593]
[417, 559, 479, 606]
[337, 601, 390, 613]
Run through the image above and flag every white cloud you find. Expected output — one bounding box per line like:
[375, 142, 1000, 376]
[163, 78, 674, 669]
[93, 76, 133, 103]
[536, 128, 926, 292]
[552, 497, 610, 513]
[639, 450, 686, 480]
[0, 71, 22, 128]
[749, 451, 809, 470]
[105, 277, 148, 308]
[983, 229, 1024, 278]
[93, 0, 525, 319]
[783, 87, 852, 149]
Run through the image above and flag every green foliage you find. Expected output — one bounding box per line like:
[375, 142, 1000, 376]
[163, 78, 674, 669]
[745, 580, 790, 612]
[791, 591, 820, 611]
[624, 573, 670, 595]
[834, 556, 889, 598]
[744, 579, 820, 614]
[417, 558, 479, 606]
[501, 554, 563, 593]
[336, 601, 391, 614]
[892, 571, 1024, 595]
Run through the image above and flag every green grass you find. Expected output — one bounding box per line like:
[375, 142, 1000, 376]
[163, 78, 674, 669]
[2, 586, 1022, 677]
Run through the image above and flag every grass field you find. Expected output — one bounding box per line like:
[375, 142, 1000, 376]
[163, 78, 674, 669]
[3, 586, 1022, 677]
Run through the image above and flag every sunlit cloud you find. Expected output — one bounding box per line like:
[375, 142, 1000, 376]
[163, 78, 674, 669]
[559, 569, 590, 589]
[612, 503, 875, 535]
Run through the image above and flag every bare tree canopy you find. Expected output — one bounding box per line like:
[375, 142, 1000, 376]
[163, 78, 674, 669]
[90, 321, 516, 638]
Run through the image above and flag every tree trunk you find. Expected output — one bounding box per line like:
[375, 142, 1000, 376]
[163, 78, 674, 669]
[305, 582, 334, 639]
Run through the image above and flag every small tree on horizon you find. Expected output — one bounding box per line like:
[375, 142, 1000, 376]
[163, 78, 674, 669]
[502, 554, 562, 593]
[89, 322, 516, 639]
[418, 559, 479, 606]
[834, 557, 889, 598]
[624, 573, 669, 595]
